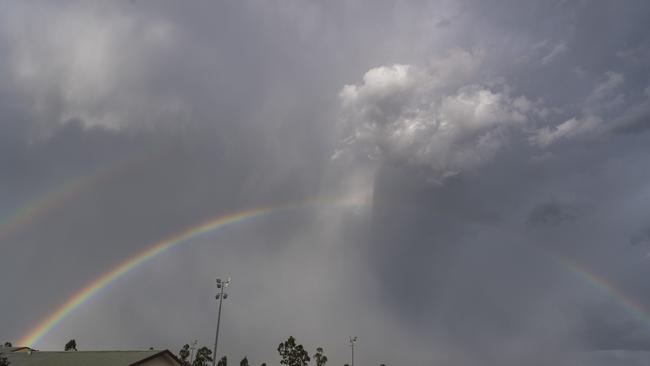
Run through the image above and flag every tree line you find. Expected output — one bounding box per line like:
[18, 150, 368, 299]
[1, 337, 387, 366]
[177, 335, 386, 366]
[177, 336, 333, 366]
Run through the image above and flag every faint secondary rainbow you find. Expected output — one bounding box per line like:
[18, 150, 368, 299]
[0, 151, 154, 242]
[555, 255, 650, 327]
[18, 194, 370, 347]
[0, 169, 109, 241]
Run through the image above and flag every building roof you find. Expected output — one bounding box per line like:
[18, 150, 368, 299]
[0, 346, 34, 353]
[4, 349, 180, 366]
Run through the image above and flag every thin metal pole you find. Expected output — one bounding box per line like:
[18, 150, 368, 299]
[190, 340, 197, 363]
[213, 284, 224, 366]
[350, 337, 356, 366]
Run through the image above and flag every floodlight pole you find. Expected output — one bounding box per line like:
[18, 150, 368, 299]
[190, 340, 197, 362]
[213, 278, 230, 366]
[349, 337, 357, 366]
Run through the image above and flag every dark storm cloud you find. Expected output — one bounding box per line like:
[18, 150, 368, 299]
[527, 201, 579, 226]
[631, 228, 650, 247]
[1, 1, 650, 366]
[579, 305, 650, 351]
[335, 0, 650, 363]
[611, 96, 650, 134]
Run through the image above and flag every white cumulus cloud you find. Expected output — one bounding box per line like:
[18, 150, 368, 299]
[336, 55, 538, 180]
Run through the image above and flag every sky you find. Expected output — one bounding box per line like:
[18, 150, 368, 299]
[1, 1, 650, 365]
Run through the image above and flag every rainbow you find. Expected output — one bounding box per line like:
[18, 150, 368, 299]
[18, 194, 370, 347]
[555, 255, 650, 326]
[0, 151, 154, 242]
[21, 190, 650, 348]
[0, 169, 108, 241]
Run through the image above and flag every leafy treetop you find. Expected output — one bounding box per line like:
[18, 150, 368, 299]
[64, 339, 77, 352]
[0, 352, 9, 366]
[277, 336, 310, 366]
[179, 344, 191, 366]
[192, 347, 213, 366]
[314, 347, 328, 366]
[217, 355, 228, 366]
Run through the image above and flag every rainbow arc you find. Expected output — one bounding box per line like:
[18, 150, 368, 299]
[18, 195, 369, 347]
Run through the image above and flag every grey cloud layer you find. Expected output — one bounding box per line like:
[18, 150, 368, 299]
[1, 1, 650, 366]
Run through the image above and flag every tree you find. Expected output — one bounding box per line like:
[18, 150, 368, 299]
[192, 347, 213, 366]
[217, 355, 228, 366]
[178, 344, 191, 366]
[0, 343, 10, 366]
[314, 347, 328, 366]
[277, 336, 310, 366]
[240, 357, 249, 366]
[0, 352, 9, 366]
[64, 339, 77, 351]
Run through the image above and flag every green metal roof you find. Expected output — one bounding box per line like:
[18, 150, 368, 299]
[0, 346, 32, 352]
[3, 350, 177, 366]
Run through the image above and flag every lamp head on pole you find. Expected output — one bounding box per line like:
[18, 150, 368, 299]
[216, 277, 231, 289]
[216, 277, 230, 298]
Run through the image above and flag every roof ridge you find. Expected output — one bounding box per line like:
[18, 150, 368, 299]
[20, 350, 162, 353]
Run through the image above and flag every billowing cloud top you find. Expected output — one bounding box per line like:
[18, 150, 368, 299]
[335, 50, 540, 180]
[336, 43, 649, 181]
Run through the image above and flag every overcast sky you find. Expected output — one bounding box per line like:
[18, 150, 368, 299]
[1, 1, 650, 365]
